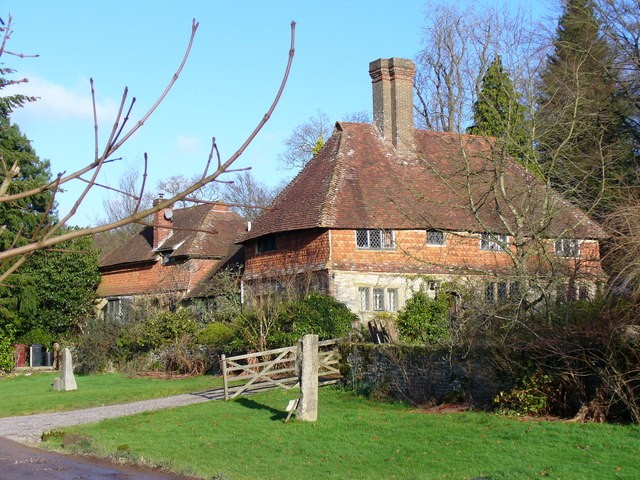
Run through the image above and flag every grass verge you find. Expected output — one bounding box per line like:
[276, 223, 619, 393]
[0, 372, 220, 417]
[45, 387, 640, 480]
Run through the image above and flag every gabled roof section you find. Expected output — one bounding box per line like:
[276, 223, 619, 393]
[241, 122, 606, 242]
[100, 203, 246, 268]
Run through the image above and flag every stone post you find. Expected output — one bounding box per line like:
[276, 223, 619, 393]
[53, 348, 77, 391]
[297, 334, 319, 421]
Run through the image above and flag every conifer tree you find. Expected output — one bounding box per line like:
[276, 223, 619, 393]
[0, 117, 54, 250]
[537, 0, 631, 217]
[467, 55, 530, 162]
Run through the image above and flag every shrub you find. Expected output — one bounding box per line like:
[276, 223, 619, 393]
[75, 318, 124, 374]
[195, 322, 235, 350]
[160, 335, 207, 375]
[18, 327, 55, 350]
[120, 308, 200, 352]
[0, 325, 15, 373]
[396, 291, 450, 344]
[494, 370, 553, 416]
[271, 293, 355, 347]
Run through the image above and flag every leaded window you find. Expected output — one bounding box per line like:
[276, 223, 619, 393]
[427, 230, 445, 246]
[356, 229, 394, 249]
[481, 233, 508, 251]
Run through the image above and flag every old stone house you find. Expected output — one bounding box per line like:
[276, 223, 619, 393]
[238, 57, 607, 323]
[97, 200, 245, 321]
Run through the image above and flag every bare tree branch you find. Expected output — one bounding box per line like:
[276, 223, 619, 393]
[0, 20, 297, 284]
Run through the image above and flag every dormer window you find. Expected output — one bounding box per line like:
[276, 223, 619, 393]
[481, 233, 508, 252]
[257, 235, 277, 253]
[555, 238, 579, 258]
[356, 229, 394, 250]
[154, 246, 175, 265]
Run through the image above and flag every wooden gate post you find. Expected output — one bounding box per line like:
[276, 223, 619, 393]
[297, 334, 319, 421]
[221, 354, 229, 401]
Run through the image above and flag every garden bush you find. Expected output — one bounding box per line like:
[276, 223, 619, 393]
[195, 322, 236, 350]
[396, 291, 450, 344]
[75, 317, 124, 374]
[0, 324, 15, 373]
[270, 293, 355, 347]
[119, 308, 199, 353]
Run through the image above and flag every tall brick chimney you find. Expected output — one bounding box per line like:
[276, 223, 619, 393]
[369, 58, 416, 154]
[152, 195, 173, 249]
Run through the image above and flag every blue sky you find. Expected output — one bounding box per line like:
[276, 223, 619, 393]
[4, 1, 554, 226]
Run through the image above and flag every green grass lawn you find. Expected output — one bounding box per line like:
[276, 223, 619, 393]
[46, 387, 640, 480]
[0, 372, 221, 417]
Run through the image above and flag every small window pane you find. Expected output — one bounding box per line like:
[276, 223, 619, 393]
[578, 285, 589, 301]
[485, 282, 495, 302]
[388, 289, 398, 312]
[369, 230, 382, 249]
[509, 282, 520, 299]
[359, 287, 370, 311]
[497, 282, 508, 301]
[427, 230, 445, 246]
[381, 230, 394, 248]
[356, 230, 369, 248]
[373, 288, 385, 311]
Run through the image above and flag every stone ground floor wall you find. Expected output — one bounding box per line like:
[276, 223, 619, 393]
[330, 271, 450, 325]
[340, 343, 512, 408]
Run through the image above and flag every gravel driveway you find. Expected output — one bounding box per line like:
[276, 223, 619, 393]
[0, 388, 223, 444]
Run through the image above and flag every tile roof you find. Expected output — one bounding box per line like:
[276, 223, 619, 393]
[100, 203, 247, 268]
[241, 122, 606, 242]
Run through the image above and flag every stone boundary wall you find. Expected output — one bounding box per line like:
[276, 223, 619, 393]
[339, 343, 512, 408]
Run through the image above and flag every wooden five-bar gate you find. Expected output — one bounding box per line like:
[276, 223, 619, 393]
[220, 338, 341, 400]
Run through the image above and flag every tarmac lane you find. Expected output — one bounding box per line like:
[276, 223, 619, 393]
[0, 436, 197, 480]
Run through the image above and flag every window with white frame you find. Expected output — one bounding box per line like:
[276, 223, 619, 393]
[359, 287, 370, 311]
[480, 232, 508, 251]
[387, 288, 398, 312]
[373, 288, 385, 311]
[426, 229, 445, 246]
[356, 229, 394, 250]
[555, 238, 579, 258]
[358, 286, 399, 312]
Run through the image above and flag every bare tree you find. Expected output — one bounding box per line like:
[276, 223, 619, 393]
[279, 110, 332, 171]
[415, 2, 544, 133]
[220, 170, 280, 221]
[101, 164, 154, 225]
[279, 109, 371, 171]
[0, 18, 296, 284]
[157, 174, 220, 208]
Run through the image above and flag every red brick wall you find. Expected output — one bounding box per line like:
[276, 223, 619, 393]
[243, 228, 603, 281]
[98, 258, 218, 297]
[330, 230, 517, 274]
[243, 229, 331, 279]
